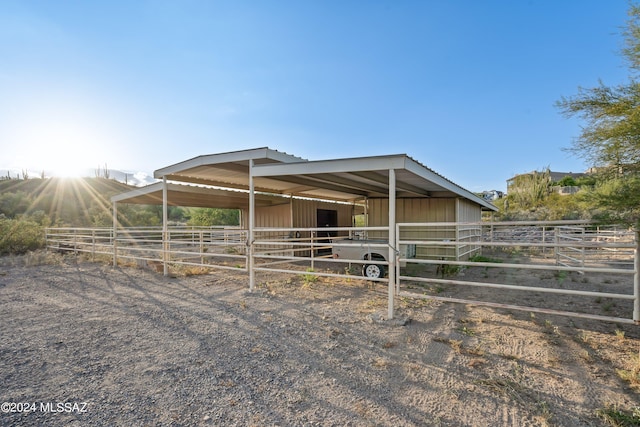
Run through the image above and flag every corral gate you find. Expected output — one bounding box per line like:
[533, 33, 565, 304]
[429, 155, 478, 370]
[396, 221, 639, 325]
[46, 221, 639, 325]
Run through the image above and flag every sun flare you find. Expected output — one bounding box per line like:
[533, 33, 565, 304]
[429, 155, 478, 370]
[35, 140, 93, 178]
[49, 159, 89, 178]
[8, 98, 118, 179]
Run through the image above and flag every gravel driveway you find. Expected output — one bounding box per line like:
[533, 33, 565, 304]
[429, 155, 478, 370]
[1, 260, 638, 426]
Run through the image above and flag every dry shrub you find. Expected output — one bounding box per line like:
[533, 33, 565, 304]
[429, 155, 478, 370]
[372, 357, 389, 368]
[616, 355, 640, 390]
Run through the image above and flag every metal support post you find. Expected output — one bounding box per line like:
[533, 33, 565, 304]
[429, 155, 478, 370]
[249, 159, 255, 291]
[634, 231, 639, 324]
[162, 176, 169, 276]
[388, 168, 396, 320]
[112, 202, 118, 267]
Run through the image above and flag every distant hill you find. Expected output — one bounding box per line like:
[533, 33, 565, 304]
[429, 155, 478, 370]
[0, 177, 136, 227]
[0, 168, 156, 187]
[0, 176, 133, 194]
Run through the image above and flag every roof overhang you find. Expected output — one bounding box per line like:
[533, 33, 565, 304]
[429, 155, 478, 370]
[250, 154, 496, 210]
[144, 147, 496, 211]
[111, 182, 290, 209]
[153, 147, 308, 193]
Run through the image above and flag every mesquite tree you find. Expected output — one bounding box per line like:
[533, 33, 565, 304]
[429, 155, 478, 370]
[556, 3, 640, 227]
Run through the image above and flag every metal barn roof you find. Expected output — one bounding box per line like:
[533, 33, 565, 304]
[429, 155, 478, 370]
[143, 147, 496, 211]
[152, 147, 307, 193]
[111, 182, 290, 209]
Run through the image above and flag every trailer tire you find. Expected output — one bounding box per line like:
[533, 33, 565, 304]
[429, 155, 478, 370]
[362, 263, 385, 279]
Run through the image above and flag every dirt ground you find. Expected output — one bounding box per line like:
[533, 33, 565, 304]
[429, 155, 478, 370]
[0, 253, 639, 426]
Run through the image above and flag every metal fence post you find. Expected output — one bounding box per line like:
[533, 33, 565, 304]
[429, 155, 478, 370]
[113, 228, 118, 267]
[581, 226, 586, 271]
[554, 229, 559, 267]
[490, 222, 494, 246]
[311, 231, 315, 271]
[396, 223, 401, 294]
[455, 223, 460, 261]
[634, 231, 639, 324]
[200, 231, 204, 265]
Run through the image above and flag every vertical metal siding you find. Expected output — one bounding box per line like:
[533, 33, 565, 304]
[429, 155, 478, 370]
[368, 198, 481, 259]
[255, 203, 292, 228]
[291, 199, 353, 229]
[245, 199, 355, 230]
[290, 199, 354, 256]
[367, 198, 458, 225]
[254, 203, 294, 252]
[456, 198, 482, 223]
[455, 198, 482, 260]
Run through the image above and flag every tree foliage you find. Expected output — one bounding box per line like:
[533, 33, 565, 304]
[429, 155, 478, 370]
[0, 191, 33, 218]
[495, 189, 593, 222]
[555, 4, 640, 171]
[507, 168, 551, 210]
[187, 208, 239, 227]
[0, 177, 246, 255]
[0, 177, 246, 231]
[557, 81, 640, 170]
[497, 167, 601, 221]
[584, 176, 640, 226]
[556, 3, 640, 227]
[0, 218, 45, 255]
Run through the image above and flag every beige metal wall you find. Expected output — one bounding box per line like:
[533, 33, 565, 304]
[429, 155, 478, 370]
[291, 199, 353, 230]
[367, 198, 457, 225]
[255, 203, 292, 228]
[456, 198, 482, 260]
[239, 203, 291, 229]
[245, 195, 481, 260]
[368, 197, 482, 260]
[246, 198, 353, 256]
[242, 199, 354, 230]
[456, 198, 482, 223]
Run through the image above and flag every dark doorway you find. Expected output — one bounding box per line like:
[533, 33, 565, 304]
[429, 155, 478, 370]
[316, 209, 338, 255]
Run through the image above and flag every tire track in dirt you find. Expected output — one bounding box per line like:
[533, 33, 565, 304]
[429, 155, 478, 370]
[2, 261, 639, 426]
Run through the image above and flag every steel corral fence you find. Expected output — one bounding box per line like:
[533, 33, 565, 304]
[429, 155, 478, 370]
[396, 221, 639, 325]
[45, 227, 115, 261]
[252, 226, 391, 283]
[46, 226, 248, 272]
[46, 220, 639, 324]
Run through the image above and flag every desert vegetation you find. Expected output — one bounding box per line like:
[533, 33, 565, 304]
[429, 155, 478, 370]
[0, 175, 240, 255]
[0, 255, 638, 426]
[487, 169, 636, 223]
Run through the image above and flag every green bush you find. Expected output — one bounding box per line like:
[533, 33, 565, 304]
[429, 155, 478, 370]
[0, 218, 45, 255]
[187, 208, 239, 226]
[0, 191, 32, 218]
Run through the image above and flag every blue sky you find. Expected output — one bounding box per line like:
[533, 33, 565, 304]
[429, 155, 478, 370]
[0, 1, 632, 191]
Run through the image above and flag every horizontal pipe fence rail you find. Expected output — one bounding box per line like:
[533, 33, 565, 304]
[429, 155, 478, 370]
[396, 221, 638, 325]
[46, 226, 248, 272]
[252, 226, 391, 283]
[46, 220, 639, 324]
[45, 227, 114, 261]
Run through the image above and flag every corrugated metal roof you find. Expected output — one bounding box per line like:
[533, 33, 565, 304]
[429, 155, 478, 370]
[116, 147, 497, 211]
[250, 153, 497, 210]
[111, 182, 290, 209]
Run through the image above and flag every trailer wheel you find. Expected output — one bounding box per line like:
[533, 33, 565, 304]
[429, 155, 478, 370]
[362, 263, 385, 279]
